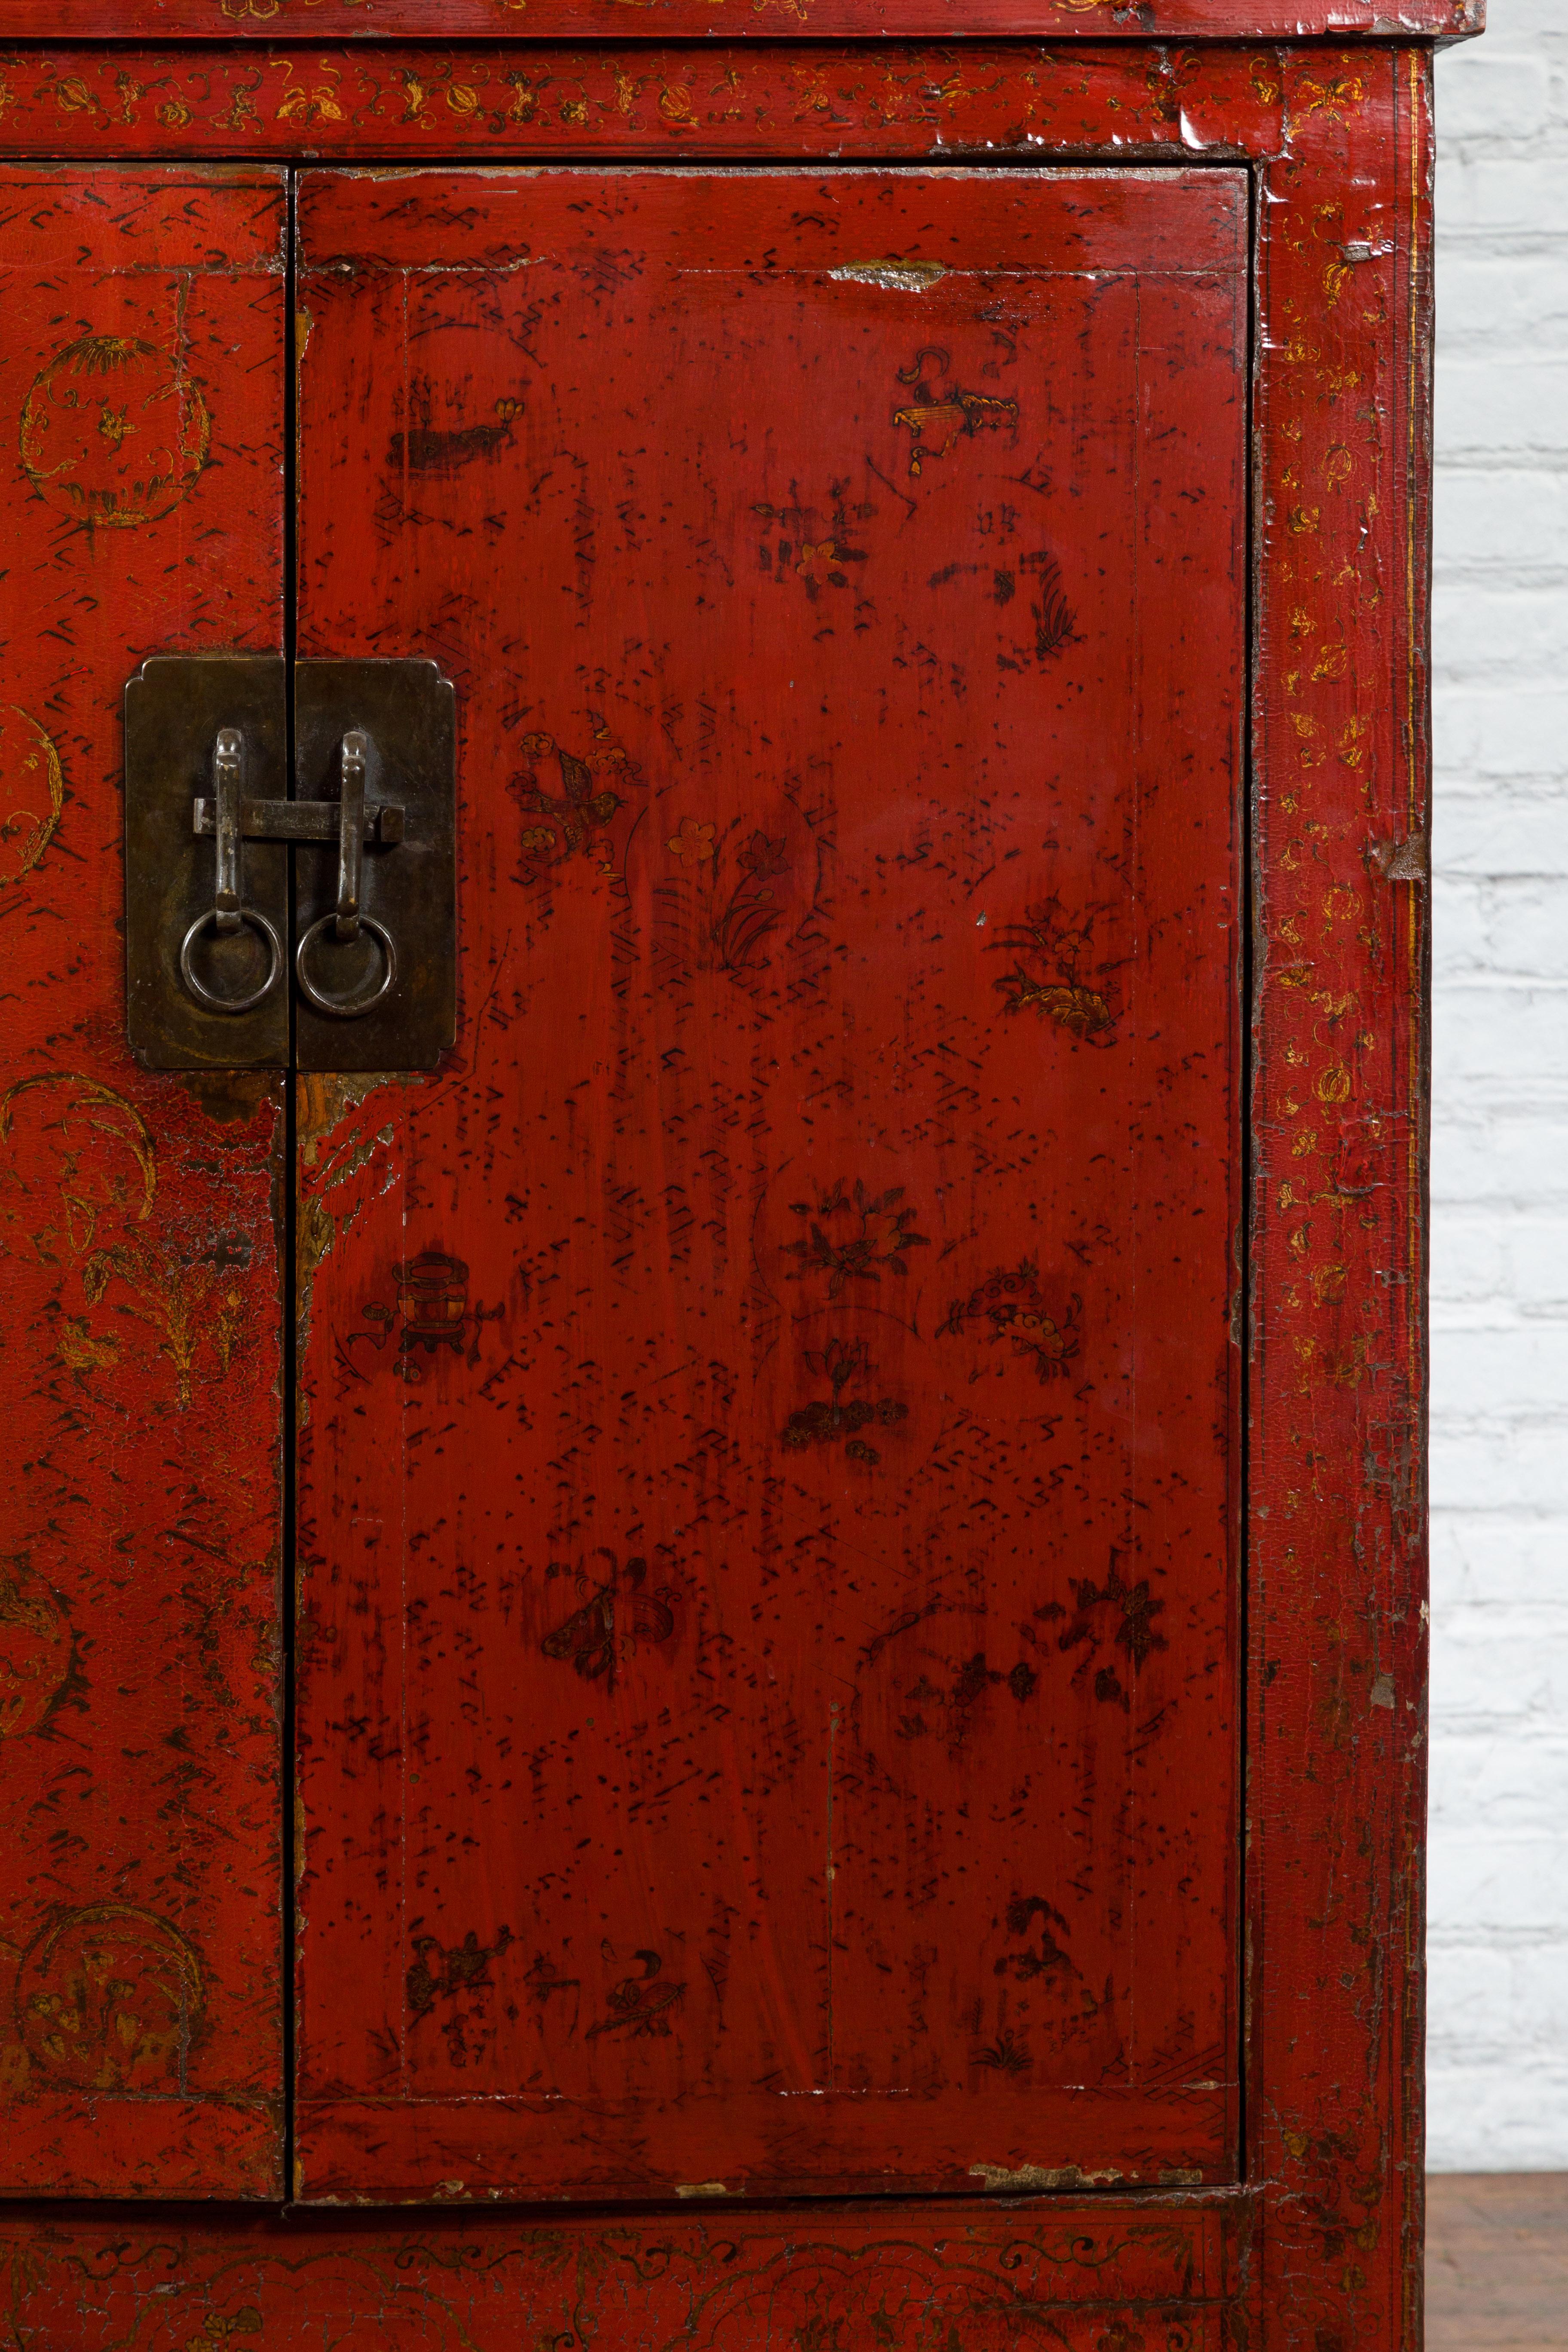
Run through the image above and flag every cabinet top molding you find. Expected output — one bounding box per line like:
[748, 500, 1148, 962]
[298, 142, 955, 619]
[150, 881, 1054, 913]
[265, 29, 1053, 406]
[8, 0, 1484, 42]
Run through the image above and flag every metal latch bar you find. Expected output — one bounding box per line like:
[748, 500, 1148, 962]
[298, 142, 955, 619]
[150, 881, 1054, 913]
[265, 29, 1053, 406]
[193, 797, 405, 845]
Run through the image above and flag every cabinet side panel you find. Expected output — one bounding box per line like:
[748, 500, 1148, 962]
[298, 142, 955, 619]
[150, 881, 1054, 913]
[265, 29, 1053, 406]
[1250, 50, 1432, 2352]
[0, 168, 287, 2197]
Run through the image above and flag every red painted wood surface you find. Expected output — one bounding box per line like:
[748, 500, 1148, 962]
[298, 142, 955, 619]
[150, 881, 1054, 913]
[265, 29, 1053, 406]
[0, 1, 1483, 43]
[0, 29, 1436, 2352]
[292, 163, 1247, 2202]
[0, 44, 1387, 171]
[0, 2195, 1247, 2345]
[0, 169, 286, 2193]
[0, 45, 1289, 160]
[1248, 49, 1433, 2352]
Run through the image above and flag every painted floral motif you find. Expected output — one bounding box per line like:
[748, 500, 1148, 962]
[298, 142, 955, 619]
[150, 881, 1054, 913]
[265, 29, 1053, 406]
[678, 2227, 1152, 2352]
[512, 718, 642, 875]
[1009, 547, 1078, 665]
[991, 897, 1118, 1039]
[1, 2223, 1195, 2352]
[781, 1335, 907, 1464]
[1035, 1554, 1169, 1712]
[14, 1904, 203, 2089]
[891, 1651, 1040, 1751]
[936, 1259, 1081, 1381]
[667, 816, 716, 864]
[138, 2255, 473, 2352]
[711, 827, 790, 970]
[893, 346, 1018, 478]
[661, 817, 794, 974]
[973, 2026, 1032, 2074]
[753, 479, 873, 600]
[19, 330, 211, 527]
[79, 1238, 253, 1409]
[783, 1180, 930, 1300]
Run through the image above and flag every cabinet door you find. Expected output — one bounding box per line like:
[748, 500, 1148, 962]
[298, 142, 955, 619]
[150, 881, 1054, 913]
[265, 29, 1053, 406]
[293, 165, 1246, 2203]
[0, 168, 286, 2197]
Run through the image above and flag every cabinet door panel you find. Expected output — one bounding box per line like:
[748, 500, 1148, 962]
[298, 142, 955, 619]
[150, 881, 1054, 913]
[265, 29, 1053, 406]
[0, 168, 287, 2197]
[293, 165, 1246, 2202]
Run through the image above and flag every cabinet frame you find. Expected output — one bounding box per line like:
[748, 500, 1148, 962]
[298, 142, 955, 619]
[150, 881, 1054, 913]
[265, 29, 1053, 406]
[0, 31, 1437, 2352]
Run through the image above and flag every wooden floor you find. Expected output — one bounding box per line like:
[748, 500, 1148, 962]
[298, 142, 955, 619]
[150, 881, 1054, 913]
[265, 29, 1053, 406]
[1427, 2175, 1568, 2349]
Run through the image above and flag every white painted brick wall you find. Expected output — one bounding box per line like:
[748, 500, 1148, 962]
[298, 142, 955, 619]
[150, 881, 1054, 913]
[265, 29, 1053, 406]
[1430, 0, 1568, 2171]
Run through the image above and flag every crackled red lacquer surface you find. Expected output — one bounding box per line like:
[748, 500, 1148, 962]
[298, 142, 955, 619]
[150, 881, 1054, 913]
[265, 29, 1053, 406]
[291, 165, 1250, 2201]
[0, 170, 285, 2193]
[291, 165, 1247, 2202]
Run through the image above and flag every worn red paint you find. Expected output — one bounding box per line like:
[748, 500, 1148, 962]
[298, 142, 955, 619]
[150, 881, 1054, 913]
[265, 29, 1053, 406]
[0, 0, 1483, 42]
[291, 161, 1246, 2202]
[0, 16, 1442, 2351]
[291, 165, 1250, 2201]
[0, 169, 287, 2195]
[0, 2198, 1248, 2342]
[1248, 49, 1434, 2352]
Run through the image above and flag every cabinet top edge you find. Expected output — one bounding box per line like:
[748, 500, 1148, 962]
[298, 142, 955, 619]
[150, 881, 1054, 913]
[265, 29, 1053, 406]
[0, 2, 1485, 45]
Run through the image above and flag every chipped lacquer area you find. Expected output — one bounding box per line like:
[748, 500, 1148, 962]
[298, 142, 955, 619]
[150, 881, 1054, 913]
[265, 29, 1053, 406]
[0, 1, 1484, 44]
[291, 162, 1247, 2202]
[0, 2196, 1248, 2346]
[0, 170, 287, 2195]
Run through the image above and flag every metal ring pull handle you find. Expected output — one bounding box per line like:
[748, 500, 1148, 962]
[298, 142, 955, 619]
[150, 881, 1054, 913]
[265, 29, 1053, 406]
[294, 729, 398, 1019]
[180, 905, 284, 1013]
[181, 725, 285, 1014]
[296, 912, 397, 1018]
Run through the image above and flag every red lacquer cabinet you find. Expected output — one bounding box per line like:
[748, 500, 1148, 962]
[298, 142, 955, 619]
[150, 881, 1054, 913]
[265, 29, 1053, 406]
[0, 1, 1471, 2345]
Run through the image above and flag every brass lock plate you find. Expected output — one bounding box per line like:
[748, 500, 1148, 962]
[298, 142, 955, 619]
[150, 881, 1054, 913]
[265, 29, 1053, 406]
[123, 655, 456, 1074]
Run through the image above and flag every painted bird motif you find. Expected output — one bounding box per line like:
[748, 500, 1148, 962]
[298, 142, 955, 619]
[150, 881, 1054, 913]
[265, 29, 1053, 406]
[892, 347, 1018, 478]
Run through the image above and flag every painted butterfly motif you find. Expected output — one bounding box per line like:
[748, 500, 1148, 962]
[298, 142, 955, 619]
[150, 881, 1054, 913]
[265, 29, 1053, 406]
[540, 1551, 677, 1687]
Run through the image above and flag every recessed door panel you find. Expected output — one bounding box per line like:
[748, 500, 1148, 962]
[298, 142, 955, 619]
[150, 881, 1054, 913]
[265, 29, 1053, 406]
[292, 166, 1246, 2202]
[0, 167, 287, 2198]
